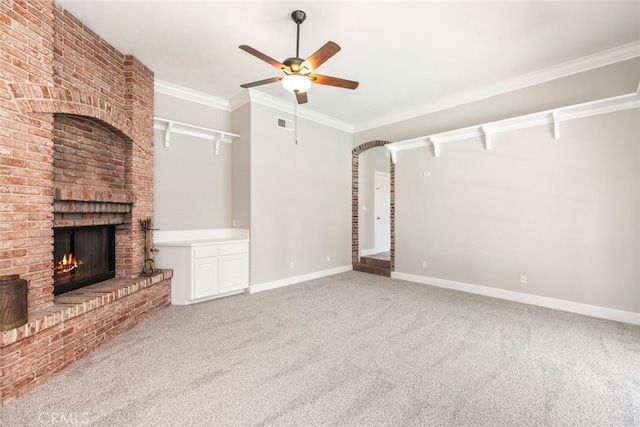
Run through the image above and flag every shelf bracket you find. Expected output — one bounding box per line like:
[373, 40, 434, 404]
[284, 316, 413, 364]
[482, 126, 492, 150]
[163, 122, 173, 148]
[214, 137, 223, 155]
[552, 112, 560, 140]
[429, 137, 441, 158]
[154, 117, 239, 153]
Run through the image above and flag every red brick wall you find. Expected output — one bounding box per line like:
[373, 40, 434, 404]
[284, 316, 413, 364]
[1, 0, 155, 312]
[52, 5, 125, 112]
[0, 1, 168, 406]
[0, 0, 56, 311]
[53, 115, 127, 192]
[119, 54, 154, 279]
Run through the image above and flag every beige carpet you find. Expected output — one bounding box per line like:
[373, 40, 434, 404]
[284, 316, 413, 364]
[2, 271, 639, 426]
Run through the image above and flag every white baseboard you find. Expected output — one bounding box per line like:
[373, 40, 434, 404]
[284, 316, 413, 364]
[250, 265, 353, 294]
[391, 272, 640, 326]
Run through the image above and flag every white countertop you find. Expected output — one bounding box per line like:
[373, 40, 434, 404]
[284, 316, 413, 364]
[154, 228, 250, 247]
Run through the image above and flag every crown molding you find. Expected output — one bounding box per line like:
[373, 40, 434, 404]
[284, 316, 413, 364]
[155, 42, 639, 135]
[245, 89, 354, 133]
[229, 90, 251, 111]
[157, 82, 353, 132]
[356, 41, 640, 132]
[154, 80, 231, 111]
[386, 90, 640, 162]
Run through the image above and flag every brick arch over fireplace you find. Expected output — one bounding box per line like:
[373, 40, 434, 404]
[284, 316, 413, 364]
[352, 140, 395, 270]
[9, 83, 143, 144]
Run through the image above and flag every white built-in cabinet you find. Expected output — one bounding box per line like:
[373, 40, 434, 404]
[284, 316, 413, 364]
[154, 229, 249, 305]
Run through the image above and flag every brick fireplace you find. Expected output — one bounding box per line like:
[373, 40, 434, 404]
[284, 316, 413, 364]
[0, 1, 172, 404]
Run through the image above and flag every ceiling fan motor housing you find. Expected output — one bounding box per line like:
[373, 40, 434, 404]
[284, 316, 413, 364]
[291, 10, 306, 24]
[283, 57, 306, 73]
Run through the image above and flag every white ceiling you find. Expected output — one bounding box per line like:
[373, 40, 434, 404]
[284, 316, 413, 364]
[57, 1, 640, 131]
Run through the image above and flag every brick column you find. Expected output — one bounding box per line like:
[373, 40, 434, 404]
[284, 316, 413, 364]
[0, 0, 56, 311]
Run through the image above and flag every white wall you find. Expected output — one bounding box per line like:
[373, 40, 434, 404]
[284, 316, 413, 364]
[249, 103, 352, 286]
[394, 108, 640, 313]
[358, 146, 390, 253]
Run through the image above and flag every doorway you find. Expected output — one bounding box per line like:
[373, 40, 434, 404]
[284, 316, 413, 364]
[351, 140, 394, 272]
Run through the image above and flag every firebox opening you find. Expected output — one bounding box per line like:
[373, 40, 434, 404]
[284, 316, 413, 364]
[53, 225, 116, 295]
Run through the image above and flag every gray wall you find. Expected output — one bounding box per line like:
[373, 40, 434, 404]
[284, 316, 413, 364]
[394, 108, 639, 313]
[154, 91, 352, 288]
[355, 58, 640, 144]
[249, 103, 352, 286]
[153, 131, 233, 230]
[153, 92, 233, 230]
[154, 92, 231, 129]
[231, 103, 251, 229]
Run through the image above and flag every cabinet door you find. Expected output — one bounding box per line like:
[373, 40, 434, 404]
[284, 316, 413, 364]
[193, 257, 218, 298]
[218, 253, 248, 293]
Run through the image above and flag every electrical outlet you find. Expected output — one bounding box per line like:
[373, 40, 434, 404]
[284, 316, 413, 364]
[326, 255, 331, 262]
[422, 261, 427, 269]
[520, 275, 527, 284]
[290, 261, 294, 269]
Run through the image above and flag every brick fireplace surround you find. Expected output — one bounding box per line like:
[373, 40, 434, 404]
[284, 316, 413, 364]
[1, 1, 172, 404]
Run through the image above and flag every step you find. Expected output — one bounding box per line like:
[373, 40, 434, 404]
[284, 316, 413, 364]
[359, 256, 391, 268]
[353, 261, 391, 277]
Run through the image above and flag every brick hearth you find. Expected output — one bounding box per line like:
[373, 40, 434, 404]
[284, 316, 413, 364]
[0, 1, 171, 404]
[0, 272, 172, 404]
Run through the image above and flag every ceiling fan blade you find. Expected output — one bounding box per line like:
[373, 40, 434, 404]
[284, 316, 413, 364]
[301, 41, 341, 71]
[310, 74, 359, 90]
[239, 45, 287, 70]
[295, 91, 308, 104]
[240, 76, 282, 88]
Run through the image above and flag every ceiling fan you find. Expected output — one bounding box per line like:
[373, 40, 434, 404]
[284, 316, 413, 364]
[239, 10, 359, 105]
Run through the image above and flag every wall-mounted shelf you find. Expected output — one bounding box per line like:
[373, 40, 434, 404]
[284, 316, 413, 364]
[153, 117, 240, 155]
[386, 90, 640, 162]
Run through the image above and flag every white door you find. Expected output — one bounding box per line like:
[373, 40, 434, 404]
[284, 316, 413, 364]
[374, 171, 390, 253]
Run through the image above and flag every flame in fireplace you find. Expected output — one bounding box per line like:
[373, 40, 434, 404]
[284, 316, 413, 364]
[55, 252, 83, 275]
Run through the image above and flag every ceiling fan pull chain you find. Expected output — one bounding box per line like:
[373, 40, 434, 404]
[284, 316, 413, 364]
[294, 96, 298, 145]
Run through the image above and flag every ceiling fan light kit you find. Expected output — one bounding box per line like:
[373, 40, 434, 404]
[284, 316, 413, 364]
[239, 10, 359, 104]
[282, 74, 312, 93]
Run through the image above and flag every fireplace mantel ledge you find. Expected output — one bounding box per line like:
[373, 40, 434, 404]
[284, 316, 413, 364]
[0, 270, 173, 348]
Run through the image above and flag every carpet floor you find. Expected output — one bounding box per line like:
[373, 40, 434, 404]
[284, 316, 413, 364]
[2, 271, 639, 426]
